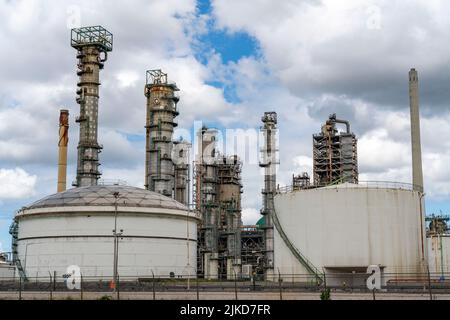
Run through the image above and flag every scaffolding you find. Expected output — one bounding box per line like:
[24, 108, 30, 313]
[241, 226, 265, 277]
[313, 114, 358, 186]
[426, 214, 450, 236]
[292, 172, 311, 190]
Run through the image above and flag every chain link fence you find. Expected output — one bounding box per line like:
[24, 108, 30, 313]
[1, 271, 450, 300]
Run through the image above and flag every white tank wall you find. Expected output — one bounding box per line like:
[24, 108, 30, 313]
[0, 264, 16, 279]
[273, 186, 425, 278]
[427, 235, 450, 274]
[16, 206, 198, 279]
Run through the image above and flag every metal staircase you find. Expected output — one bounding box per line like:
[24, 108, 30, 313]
[9, 221, 27, 281]
[271, 208, 324, 284]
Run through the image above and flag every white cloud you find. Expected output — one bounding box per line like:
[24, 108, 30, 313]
[116, 70, 139, 88]
[0, 168, 37, 200]
[242, 207, 261, 225]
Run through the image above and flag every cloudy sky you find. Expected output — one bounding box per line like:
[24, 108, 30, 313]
[1, 0, 450, 252]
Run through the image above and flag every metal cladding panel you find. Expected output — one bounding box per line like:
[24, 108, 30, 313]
[16, 210, 197, 279]
[17, 238, 196, 278]
[0, 264, 15, 278]
[273, 186, 425, 276]
[427, 235, 450, 274]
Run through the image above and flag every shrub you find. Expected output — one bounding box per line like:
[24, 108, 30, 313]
[320, 288, 331, 300]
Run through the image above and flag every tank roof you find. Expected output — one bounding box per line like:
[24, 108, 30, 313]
[24, 185, 188, 211]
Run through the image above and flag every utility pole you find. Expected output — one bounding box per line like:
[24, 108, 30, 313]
[112, 191, 122, 292]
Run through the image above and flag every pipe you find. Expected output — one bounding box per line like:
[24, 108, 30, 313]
[334, 118, 350, 134]
[57, 109, 69, 193]
[328, 114, 350, 133]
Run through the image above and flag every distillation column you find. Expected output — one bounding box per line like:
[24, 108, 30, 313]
[71, 26, 113, 187]
[217, 155, 243, 280]
[196, 127, 219, 279]
[260, 112, 278, 278]
[409, 68, 424, 192]
[144, 70, 179, 197]
[57, 109, 69, 192]
[173, 139, 191, 206]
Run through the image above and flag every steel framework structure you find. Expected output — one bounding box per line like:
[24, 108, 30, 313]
[313, 114, 358, 186]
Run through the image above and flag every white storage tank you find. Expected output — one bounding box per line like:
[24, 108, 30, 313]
[273, 183, 426, 285]
[13, 185, 199, 280]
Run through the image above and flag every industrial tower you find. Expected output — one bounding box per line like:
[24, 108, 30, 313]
[217, 155, 243, 279]
[195, 127, 243, 279]
[173, 139, 191, 206]
[259, 112, 278, 276]
[71, 26, 113, 187]
[409, 68, 424, 192]
[195, 127, 220, 279]
[312, 114, 358, 186]
[57, 109, 69, 192]
[144, 70, 180, 198]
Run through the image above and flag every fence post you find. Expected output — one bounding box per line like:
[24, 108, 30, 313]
[277, 269, 282, 300]
[233, 270, 238, 300]
[152, 270, 156, 300]
[49, 273, 53, 301]
[80, 273, 83, 301]
[53, 271, 56, 292]
[18, 276, 22, 300]
[196, 276, 199, 300]
[117, 274, 120, 301]
[427, 267, 433, 300]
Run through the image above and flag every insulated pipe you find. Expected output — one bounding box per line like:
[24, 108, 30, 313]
[334, 118, 350, 133]
[57, 109, 69, 192]
[327, 114, 350, 133]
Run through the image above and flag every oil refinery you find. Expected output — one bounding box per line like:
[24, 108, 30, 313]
[0, 25, 449, 298]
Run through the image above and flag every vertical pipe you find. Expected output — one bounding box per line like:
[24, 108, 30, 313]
[409, 68, 424, 192]
[57, 110, 69, 193]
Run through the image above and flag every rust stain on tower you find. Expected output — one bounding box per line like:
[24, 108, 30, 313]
[144, 69, 180, 197]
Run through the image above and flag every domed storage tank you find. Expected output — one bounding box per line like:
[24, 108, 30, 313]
[13, 185, 199, 279]
[273, 183, 426, 285]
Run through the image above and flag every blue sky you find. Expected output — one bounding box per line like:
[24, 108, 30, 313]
[1, 0, 450, 253]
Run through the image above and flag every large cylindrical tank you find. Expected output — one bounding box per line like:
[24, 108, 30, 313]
[14, 185, 199, 280]
[273, 183, 426, 283]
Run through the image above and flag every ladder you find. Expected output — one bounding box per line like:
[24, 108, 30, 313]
[9, 221, 28, 281]
[271, 209, 324, 284]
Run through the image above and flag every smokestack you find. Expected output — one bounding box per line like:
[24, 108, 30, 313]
[57, 109, 69, 192]
[409, 68, 424, 192]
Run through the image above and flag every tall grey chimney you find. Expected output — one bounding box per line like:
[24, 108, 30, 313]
[409, 68, 424, 192]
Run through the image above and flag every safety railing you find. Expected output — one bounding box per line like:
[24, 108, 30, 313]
[277, 181, 421, 194]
